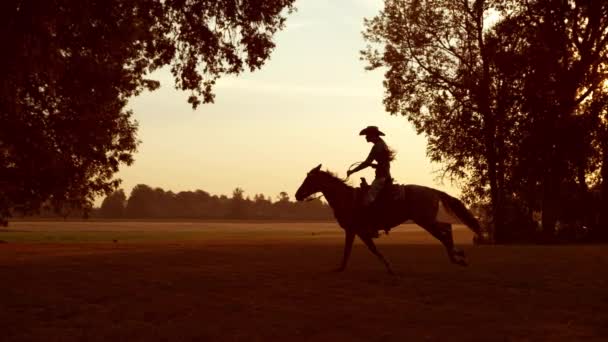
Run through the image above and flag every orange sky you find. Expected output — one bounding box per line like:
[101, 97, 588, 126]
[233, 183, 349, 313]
[109, 0, 460, 203]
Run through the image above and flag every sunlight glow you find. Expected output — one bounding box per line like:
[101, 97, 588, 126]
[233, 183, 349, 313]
[109, 0, 458, 203]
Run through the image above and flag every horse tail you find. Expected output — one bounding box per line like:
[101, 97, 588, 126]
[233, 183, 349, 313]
[438, 192, 482, 236]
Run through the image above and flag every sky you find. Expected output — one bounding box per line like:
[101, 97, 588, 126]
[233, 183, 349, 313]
[113, 0, 459, 203]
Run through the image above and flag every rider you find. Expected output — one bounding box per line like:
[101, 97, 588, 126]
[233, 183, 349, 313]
[346, 126, 395, 235]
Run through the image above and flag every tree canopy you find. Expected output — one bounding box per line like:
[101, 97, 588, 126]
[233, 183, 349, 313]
[363, 0, 608, 242]
[0, 0, 295, 224]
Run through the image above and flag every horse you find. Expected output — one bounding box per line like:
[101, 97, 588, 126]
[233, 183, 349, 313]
[294, 164, 483, 275]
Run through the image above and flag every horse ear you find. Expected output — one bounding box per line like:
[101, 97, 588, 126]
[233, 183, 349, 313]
[312, 164, 322, 172]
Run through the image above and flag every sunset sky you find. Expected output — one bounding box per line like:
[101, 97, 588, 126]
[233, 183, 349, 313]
[114, 0, 459, 203]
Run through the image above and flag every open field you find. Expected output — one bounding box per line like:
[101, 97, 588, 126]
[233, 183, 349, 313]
[0, 221, 475, 244]
[1, 221, 607, 341]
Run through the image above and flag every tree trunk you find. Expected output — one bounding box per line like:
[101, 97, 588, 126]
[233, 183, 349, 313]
[477, 11, 504, 243]
[577, 162, 590, 226]
[479, 86, 502, 241]
[541, 166, 559, 242]
[524, 173, 537, 227]
[495, 108, 508, 241]
[599, 144, 608, 240]
[487, 140, 502, 243]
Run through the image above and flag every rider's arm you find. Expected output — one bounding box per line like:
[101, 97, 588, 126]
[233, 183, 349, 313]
[348, 148, 376, 175]
[349, 160, 371, 174]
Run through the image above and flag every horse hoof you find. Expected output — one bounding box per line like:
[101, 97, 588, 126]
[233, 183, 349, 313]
[450, 256, 468, 267]
[456, 258, 468, 267]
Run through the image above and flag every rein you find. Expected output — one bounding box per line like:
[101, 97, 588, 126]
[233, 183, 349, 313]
[306, 163, 363, 203]
[305, 194, 324, 202]
[346, 161, 364, 179]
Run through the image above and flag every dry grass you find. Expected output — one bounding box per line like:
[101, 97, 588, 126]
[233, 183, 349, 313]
[0, 221, 607, 341]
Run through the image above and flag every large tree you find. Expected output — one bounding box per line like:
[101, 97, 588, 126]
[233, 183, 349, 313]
[0, 0, 295, 224]
[363, 0, 608, 242]
[99, 189, 127, 218]
[491, 0, 608, 237]
[362, 0, 509, 241]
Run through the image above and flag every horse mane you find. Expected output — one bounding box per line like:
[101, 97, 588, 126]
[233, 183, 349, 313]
[319, 170, 354, 188]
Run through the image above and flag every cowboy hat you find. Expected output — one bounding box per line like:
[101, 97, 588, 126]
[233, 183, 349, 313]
[359, 126, 385, 136]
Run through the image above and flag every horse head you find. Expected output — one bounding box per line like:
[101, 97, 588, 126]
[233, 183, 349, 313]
[295, 164, 324, 201]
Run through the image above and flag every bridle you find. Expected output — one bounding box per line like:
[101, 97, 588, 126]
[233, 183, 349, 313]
[304, 194, 323, 202]
[303, 161, 365, 202]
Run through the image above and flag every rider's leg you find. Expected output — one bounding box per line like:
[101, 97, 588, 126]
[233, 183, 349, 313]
[359, 177, 386, 238]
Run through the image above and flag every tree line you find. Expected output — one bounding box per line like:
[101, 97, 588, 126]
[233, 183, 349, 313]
[363, 0, 608, 243]
[97, 185, 332, 220]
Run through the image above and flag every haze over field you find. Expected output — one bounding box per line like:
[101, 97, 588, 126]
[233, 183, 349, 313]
[1, 221, 473, 244]
[1, 222, 606, 341]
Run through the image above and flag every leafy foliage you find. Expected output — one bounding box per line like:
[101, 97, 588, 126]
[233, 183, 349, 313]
[99, 189, 127, 218]
[362, 0, 509, 240]
[0, 0, 295, 224]
[363, 0, 608, 242]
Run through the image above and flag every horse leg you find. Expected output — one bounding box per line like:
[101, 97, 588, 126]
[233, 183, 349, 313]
[358, 234, 395, 275]
[419, 221, 467, 266]
[333, 231, 355, 272]
[440, 224, 468, 266]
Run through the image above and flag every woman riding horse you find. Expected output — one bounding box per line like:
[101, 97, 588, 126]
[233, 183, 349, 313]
[346, 126, 396, 237]
[295, 164, 482, 274]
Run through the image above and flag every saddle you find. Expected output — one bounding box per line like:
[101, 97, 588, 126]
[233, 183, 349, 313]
[356, 177, 396, 207]
[355, 177, 400, 236]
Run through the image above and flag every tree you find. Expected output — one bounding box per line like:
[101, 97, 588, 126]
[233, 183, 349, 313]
[0, 0, 295, 225]
[273, 191, 292, 219]
[228, 187, 247, 219]
[363, 0, 608, 242]
[598, 104, 608, 239]
[492, 0, 608, 238]
[124, 184, 165, 218]
[277, 191, 290, 203]
[362, 0, 510, 241]
[99, 189, 127, 218]
[173, 190, 210, 218]
[252, 193, 272, 219]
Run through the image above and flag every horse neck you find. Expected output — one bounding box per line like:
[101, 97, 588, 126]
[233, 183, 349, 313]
[319, 175, 355, 213]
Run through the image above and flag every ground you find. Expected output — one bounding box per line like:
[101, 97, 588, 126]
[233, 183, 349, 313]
[1, 221, 607, 341]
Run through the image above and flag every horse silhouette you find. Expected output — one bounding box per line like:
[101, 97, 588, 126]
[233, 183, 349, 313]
[295, 164, 482, 274]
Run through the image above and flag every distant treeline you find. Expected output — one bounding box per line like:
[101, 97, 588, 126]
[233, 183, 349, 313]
[93, 184, 333, 220]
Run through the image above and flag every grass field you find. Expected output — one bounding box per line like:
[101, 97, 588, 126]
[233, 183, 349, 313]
[1, 221, 607, 341]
